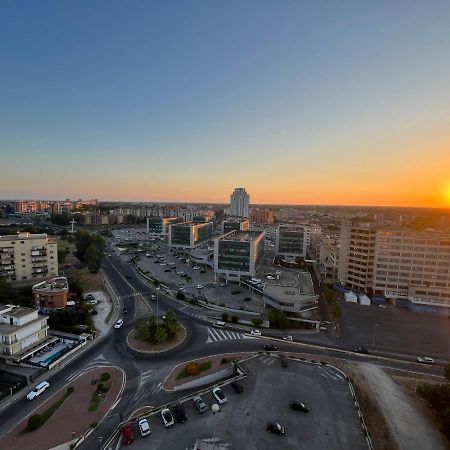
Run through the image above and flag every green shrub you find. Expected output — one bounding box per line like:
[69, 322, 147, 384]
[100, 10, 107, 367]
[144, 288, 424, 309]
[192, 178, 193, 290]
[231, 315, 238, 323]
[221, 312, 229, 322]
[221, 358, 230, 364]
[27, 414, 44, 431]
[176, 292, 185, 300]
[99, 372, 111, 382]
[252, 318, 263, 327]
[67, 386, 74, 394]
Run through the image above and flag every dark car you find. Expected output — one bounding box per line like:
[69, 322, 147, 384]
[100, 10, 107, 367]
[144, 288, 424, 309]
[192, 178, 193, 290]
[91, 309, 98, 316]
[243, 297, 252, 302]
[280, 355, 288, 368]
[290, 400, 309, 413]
[354, 346, 369, 354]
[174, 403, 187, 423]
[193, 395, 208, 414]
[267, 422, 285, 435]
[121, 424, 134, 445]
[231, 382, 244, 393]
[231, 290, 241, 295]
[122, 307, 128, 315]
[264, 344, 278, 351]
[125, 274, 132, 279]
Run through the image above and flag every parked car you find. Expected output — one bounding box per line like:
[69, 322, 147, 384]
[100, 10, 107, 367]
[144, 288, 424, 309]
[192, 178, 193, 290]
[84, 293, 94, 301]
[200, 270, 206, 274]
[266, 275, 276, 280]
[197, 284, 204, 289]
[91, 309, 98, 315]
[121, 424, 134, 444]
[138, 418, 151, 437]
[213, 321, 226, 329]
[283, 335, 293, 342]
[193, 266, 200, 270]
[417, 356, 435, 364]
[151, 295, 156, 300]
[264, 344, 278, 351]
[354, 346, 369, 354]
[173, 403, 187, 423]
[114, 319, 124, 329]
[27, 381, 50, 400]
[212, 387, 227, 404]
[250, 329, 261, 337]
[220, 283, 226, 287]
[231, 381, 244, 393]
[290, 400, 309, 413]
[267, 421, 285, 435]
[161, 408, 175, 427]
[193, 395, 208, 414]
[231, 290, 241, 295]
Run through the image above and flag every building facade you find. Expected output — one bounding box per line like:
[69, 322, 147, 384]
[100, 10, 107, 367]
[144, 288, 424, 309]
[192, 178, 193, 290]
[33, 277, 69, 310]
[146, 217, 184, 237]
[319, 238, 340, 283]
[214, 231, 265, 281]
[168, 222, 213, 249]
[221, 218, 250, 234]
[250, 208, 274, 224]
[230, 188, 250, 218]
[275, 225, 307, 259]
[0, 304, 49, 363]
[0, 232, 58, 283]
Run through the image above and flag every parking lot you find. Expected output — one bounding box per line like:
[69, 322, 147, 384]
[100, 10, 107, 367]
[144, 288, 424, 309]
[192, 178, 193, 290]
[120, 354, 368, 450]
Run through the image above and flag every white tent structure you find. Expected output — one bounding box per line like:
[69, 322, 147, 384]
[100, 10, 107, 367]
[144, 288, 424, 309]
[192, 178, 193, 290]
[358, 294, 371, 306]
[345, 291, 358, 303]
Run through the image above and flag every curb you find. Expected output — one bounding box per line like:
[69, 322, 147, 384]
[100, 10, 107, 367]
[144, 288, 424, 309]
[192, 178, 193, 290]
[125, 326, 187, 355]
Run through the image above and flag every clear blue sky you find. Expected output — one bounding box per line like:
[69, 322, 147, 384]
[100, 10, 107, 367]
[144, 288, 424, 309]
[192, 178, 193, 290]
[1, 1, 450, 206]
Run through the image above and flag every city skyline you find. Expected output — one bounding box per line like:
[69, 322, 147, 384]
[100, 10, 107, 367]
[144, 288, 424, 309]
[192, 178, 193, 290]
[1, 1, 450, 207]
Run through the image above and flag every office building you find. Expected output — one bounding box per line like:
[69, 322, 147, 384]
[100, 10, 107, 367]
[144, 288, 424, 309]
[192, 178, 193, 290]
[214, 231, 265, 281]
[146, 217, 184, 237]
[275, 225, 307, 259]
[230, 188, 250, 218]
[221, 218, 250, 234]
[33, 277, 69, 310]
[0, 304, 50, 363]
[0, 232, 58, 283]
[169, 222, 213, 249]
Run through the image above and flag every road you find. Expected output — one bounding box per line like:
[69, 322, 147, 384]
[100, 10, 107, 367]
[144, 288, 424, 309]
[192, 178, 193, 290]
[0, 252, 446, 449]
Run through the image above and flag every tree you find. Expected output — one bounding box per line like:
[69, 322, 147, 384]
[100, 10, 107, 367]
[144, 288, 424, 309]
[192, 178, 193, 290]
[154, 326, 168, 343]
[268, 309, 290, 328]
[231, 315, 239, 323]
[84, 245, 103, 272]
[74, 230, 91, 261]
[222, 312, 229, 322]
[135, 319, 150, 341]
[163, 310, 180, 335]
[50, 214, 70, 226]
[251, 318, 263, 327]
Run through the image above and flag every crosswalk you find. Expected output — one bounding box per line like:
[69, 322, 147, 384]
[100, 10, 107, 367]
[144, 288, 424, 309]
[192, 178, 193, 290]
[140, 369, 154, 382]
[206, 327, 250, 343]
[132, 380, 163, 403]
[65, 355, 111, 383]
[319, 366, 345, 382]
[259, 355, 276, 367]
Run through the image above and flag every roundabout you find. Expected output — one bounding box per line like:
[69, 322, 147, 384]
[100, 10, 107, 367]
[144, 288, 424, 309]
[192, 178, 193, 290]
[126, 324, 187, 354]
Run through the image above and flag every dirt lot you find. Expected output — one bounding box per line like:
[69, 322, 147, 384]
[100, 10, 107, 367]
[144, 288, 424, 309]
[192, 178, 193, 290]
[69, 268, 104, 292]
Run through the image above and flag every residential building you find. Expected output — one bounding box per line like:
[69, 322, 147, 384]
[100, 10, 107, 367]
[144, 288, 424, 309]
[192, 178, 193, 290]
[275, 225, 307, 259]
[250, 208, 274, 224]
[0, 232, 58, 283]
[0, 304, 50, 363]
[169, 222, 213, 249]
[33, 277, 69, 310]
[319, 238, 340, 283]
[230, 188, 250, 218]
[221, 218, 250, 234]
[338, 220, 377, 293]
[214, 230, 265, 281]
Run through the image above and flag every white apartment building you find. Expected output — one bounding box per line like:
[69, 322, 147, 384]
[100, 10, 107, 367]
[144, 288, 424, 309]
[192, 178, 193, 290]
[0, 304, 50, 363]
[0, 232, 58, 282]
[230, 188, 250, 218]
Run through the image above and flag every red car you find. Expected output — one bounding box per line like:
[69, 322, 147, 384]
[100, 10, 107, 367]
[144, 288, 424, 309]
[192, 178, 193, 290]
[122, 424, 134, 445]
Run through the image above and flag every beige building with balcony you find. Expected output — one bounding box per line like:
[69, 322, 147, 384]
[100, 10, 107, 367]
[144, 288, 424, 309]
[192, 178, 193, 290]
[0, 232, 58, 283]
[0, 304, 50, 363]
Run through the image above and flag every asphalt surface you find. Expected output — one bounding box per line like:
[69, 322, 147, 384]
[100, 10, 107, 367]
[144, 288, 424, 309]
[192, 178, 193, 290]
[0, 239, 448, 450]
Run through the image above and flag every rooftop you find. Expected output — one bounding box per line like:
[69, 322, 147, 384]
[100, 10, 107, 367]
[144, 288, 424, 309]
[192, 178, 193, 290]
[32, 276, 69, 293]
[0, 232, 49, 241]
[218, 230, 264, 242]
[4, 305, 37, 318]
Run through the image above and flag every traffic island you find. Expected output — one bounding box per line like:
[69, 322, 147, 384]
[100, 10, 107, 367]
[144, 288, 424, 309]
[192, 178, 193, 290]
[127, 324, 186, 353]
[0, 367, 124, 450]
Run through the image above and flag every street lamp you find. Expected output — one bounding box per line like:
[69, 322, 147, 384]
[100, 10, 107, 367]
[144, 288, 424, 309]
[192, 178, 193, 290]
[156, 287, 161, 329]
[372, 323, 379, 346]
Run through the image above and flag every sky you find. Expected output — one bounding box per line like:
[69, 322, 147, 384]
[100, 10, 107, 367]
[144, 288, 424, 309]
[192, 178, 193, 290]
[1, 1, 450, 207]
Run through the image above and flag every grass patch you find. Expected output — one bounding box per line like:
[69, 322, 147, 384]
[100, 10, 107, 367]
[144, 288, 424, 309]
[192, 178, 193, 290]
[26, 387, 74, 432]
[99, 372, 111, 382]
[176, 361, 212, 380]
[88, 381, 111, 412]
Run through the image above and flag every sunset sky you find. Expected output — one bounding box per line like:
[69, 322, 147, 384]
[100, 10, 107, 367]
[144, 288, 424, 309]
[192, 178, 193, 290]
[1, 1, 450, 207]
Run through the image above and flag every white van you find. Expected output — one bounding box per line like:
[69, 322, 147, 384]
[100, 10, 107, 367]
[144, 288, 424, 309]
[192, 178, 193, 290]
[27, 381, 50, 400]
[213, 321, 226, 329]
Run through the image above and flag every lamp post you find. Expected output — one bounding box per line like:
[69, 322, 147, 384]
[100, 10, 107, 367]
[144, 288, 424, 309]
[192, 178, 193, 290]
[372, 323, 379, 346]
[156, 287, 160, 330]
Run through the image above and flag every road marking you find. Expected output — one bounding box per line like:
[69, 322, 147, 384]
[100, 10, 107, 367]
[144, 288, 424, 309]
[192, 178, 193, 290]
[178, 305, 188, 311]
[141, 369, 154, 381]
[206, 327, 249, 343]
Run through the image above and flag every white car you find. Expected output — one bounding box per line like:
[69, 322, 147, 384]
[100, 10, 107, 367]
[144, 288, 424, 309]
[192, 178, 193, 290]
[138, 418, 151, 437]
[151, 295, 156, 300]
[27, 381, 50, 400]
[161, 408, 175, 427]
[212, 387, 227, 404]
[193, 266, 200, 270]
[114, 319, 124, 329]
[250, 329, 261, 337]
[417, 356, 435, 364]
[197, 285, 204, 289]
[266, 275, 276, 280]
[283, 335, 293, 342]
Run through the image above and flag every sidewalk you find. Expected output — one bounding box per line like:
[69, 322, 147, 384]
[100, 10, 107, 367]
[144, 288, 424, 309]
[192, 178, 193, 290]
[0, 366, 124, 450]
